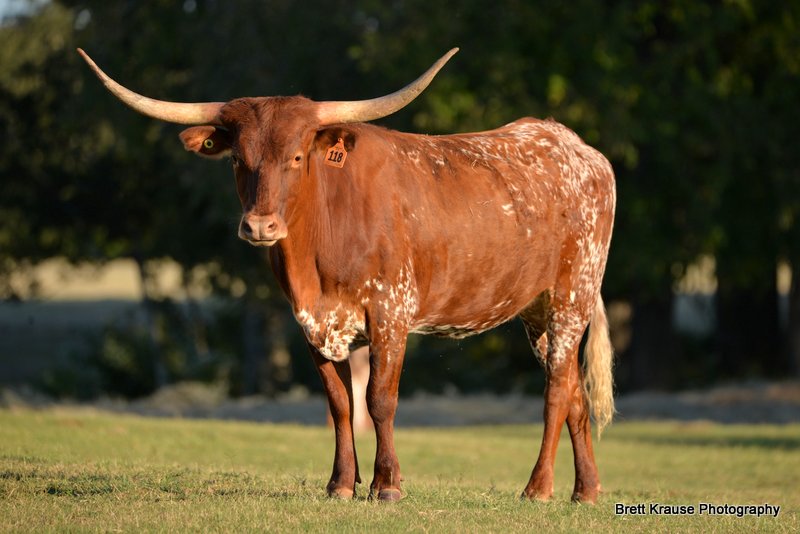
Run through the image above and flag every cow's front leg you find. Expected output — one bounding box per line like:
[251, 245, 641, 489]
[309, 345, 361, 499]
[365, 320, 408, 502]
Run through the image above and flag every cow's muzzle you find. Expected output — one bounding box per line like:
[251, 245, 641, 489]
[239, 213, 287, 246]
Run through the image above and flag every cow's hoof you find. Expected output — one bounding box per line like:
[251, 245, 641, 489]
[375, 488, 402, 502]
[571, 483, 600, 504]
[570, 491, 598, 505]
[327, 487, 354, 499]
[521, 487, 552, 502]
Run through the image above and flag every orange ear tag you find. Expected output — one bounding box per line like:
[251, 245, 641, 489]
[324, 138, 348, 168]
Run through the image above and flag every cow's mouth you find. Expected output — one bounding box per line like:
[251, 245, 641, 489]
[247, 239, 278, 247]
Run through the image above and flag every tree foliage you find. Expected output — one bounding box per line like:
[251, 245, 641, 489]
[1, 0, 799, 395]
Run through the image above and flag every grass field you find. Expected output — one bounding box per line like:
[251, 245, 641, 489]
[0, 408, 798, 533]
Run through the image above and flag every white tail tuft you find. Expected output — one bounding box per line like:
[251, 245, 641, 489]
[584, 296, 615, 438]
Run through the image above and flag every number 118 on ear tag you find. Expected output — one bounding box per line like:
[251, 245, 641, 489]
[324, 138, 348, 168]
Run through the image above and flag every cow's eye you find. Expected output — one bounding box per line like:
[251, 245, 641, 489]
[294, 154, 302, 162]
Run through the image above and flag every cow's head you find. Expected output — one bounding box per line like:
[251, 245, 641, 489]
[77, 48, 457, 247]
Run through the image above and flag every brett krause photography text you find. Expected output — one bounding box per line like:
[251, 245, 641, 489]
[615, 502, 781, 518]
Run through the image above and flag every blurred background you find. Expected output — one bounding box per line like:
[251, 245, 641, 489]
[1, 0, 799, 406]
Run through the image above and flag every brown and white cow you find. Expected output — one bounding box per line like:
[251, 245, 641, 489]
[79, 48, 616, 503]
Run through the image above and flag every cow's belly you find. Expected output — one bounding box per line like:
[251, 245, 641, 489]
[410, 314, 516, 339]
[409, 263, 548, 339]
[410, 295, 530, 339]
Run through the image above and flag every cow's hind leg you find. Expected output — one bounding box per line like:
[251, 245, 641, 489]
[565, 361, 600, 503]
[521, 297, 594, 502]
[569, 298, 614, 503]
[309, 345, 361, 499]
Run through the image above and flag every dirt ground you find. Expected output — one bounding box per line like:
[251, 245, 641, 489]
[2, 380, 799, 427]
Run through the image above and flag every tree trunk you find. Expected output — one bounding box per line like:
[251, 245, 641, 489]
[348, 346, 372, 432]
[181, 271, 211, 369]
[715, 258, 784, 378]
[789, 261, 800, 377]
[133, 255, 167, 389]
[240, 297, 265, 396]
[623, 290, 678, 390]
[263, 311, 292, 395]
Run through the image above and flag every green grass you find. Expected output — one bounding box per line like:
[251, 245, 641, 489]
[0, 408, 798, 533]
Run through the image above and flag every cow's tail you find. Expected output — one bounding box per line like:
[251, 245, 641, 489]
[584, 296, 615, 438]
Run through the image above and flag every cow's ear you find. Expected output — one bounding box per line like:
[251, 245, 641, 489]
[179, 126, 232, 159]
[313, 127, 356, 153]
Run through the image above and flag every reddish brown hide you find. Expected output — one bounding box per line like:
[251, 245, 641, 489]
[79, 49, 616, 503]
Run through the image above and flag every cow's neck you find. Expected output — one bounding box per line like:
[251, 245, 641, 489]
[270, 166, 338, 314]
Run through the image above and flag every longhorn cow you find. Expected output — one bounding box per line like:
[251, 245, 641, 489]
[78, 48, 615, 503]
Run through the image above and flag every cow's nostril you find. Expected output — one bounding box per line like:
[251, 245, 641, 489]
[241, 220, 254, 237]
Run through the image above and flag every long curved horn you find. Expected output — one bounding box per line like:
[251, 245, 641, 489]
[315, 48, 458, 126]
[77, 48, 224, 125]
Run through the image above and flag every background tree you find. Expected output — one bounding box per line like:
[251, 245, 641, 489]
[1, 0, 799, 397]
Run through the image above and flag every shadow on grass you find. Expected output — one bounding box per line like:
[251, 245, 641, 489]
[45, 482, 117, 497]
[616, 433, 800, 451]
[0, 464, 290, 500]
